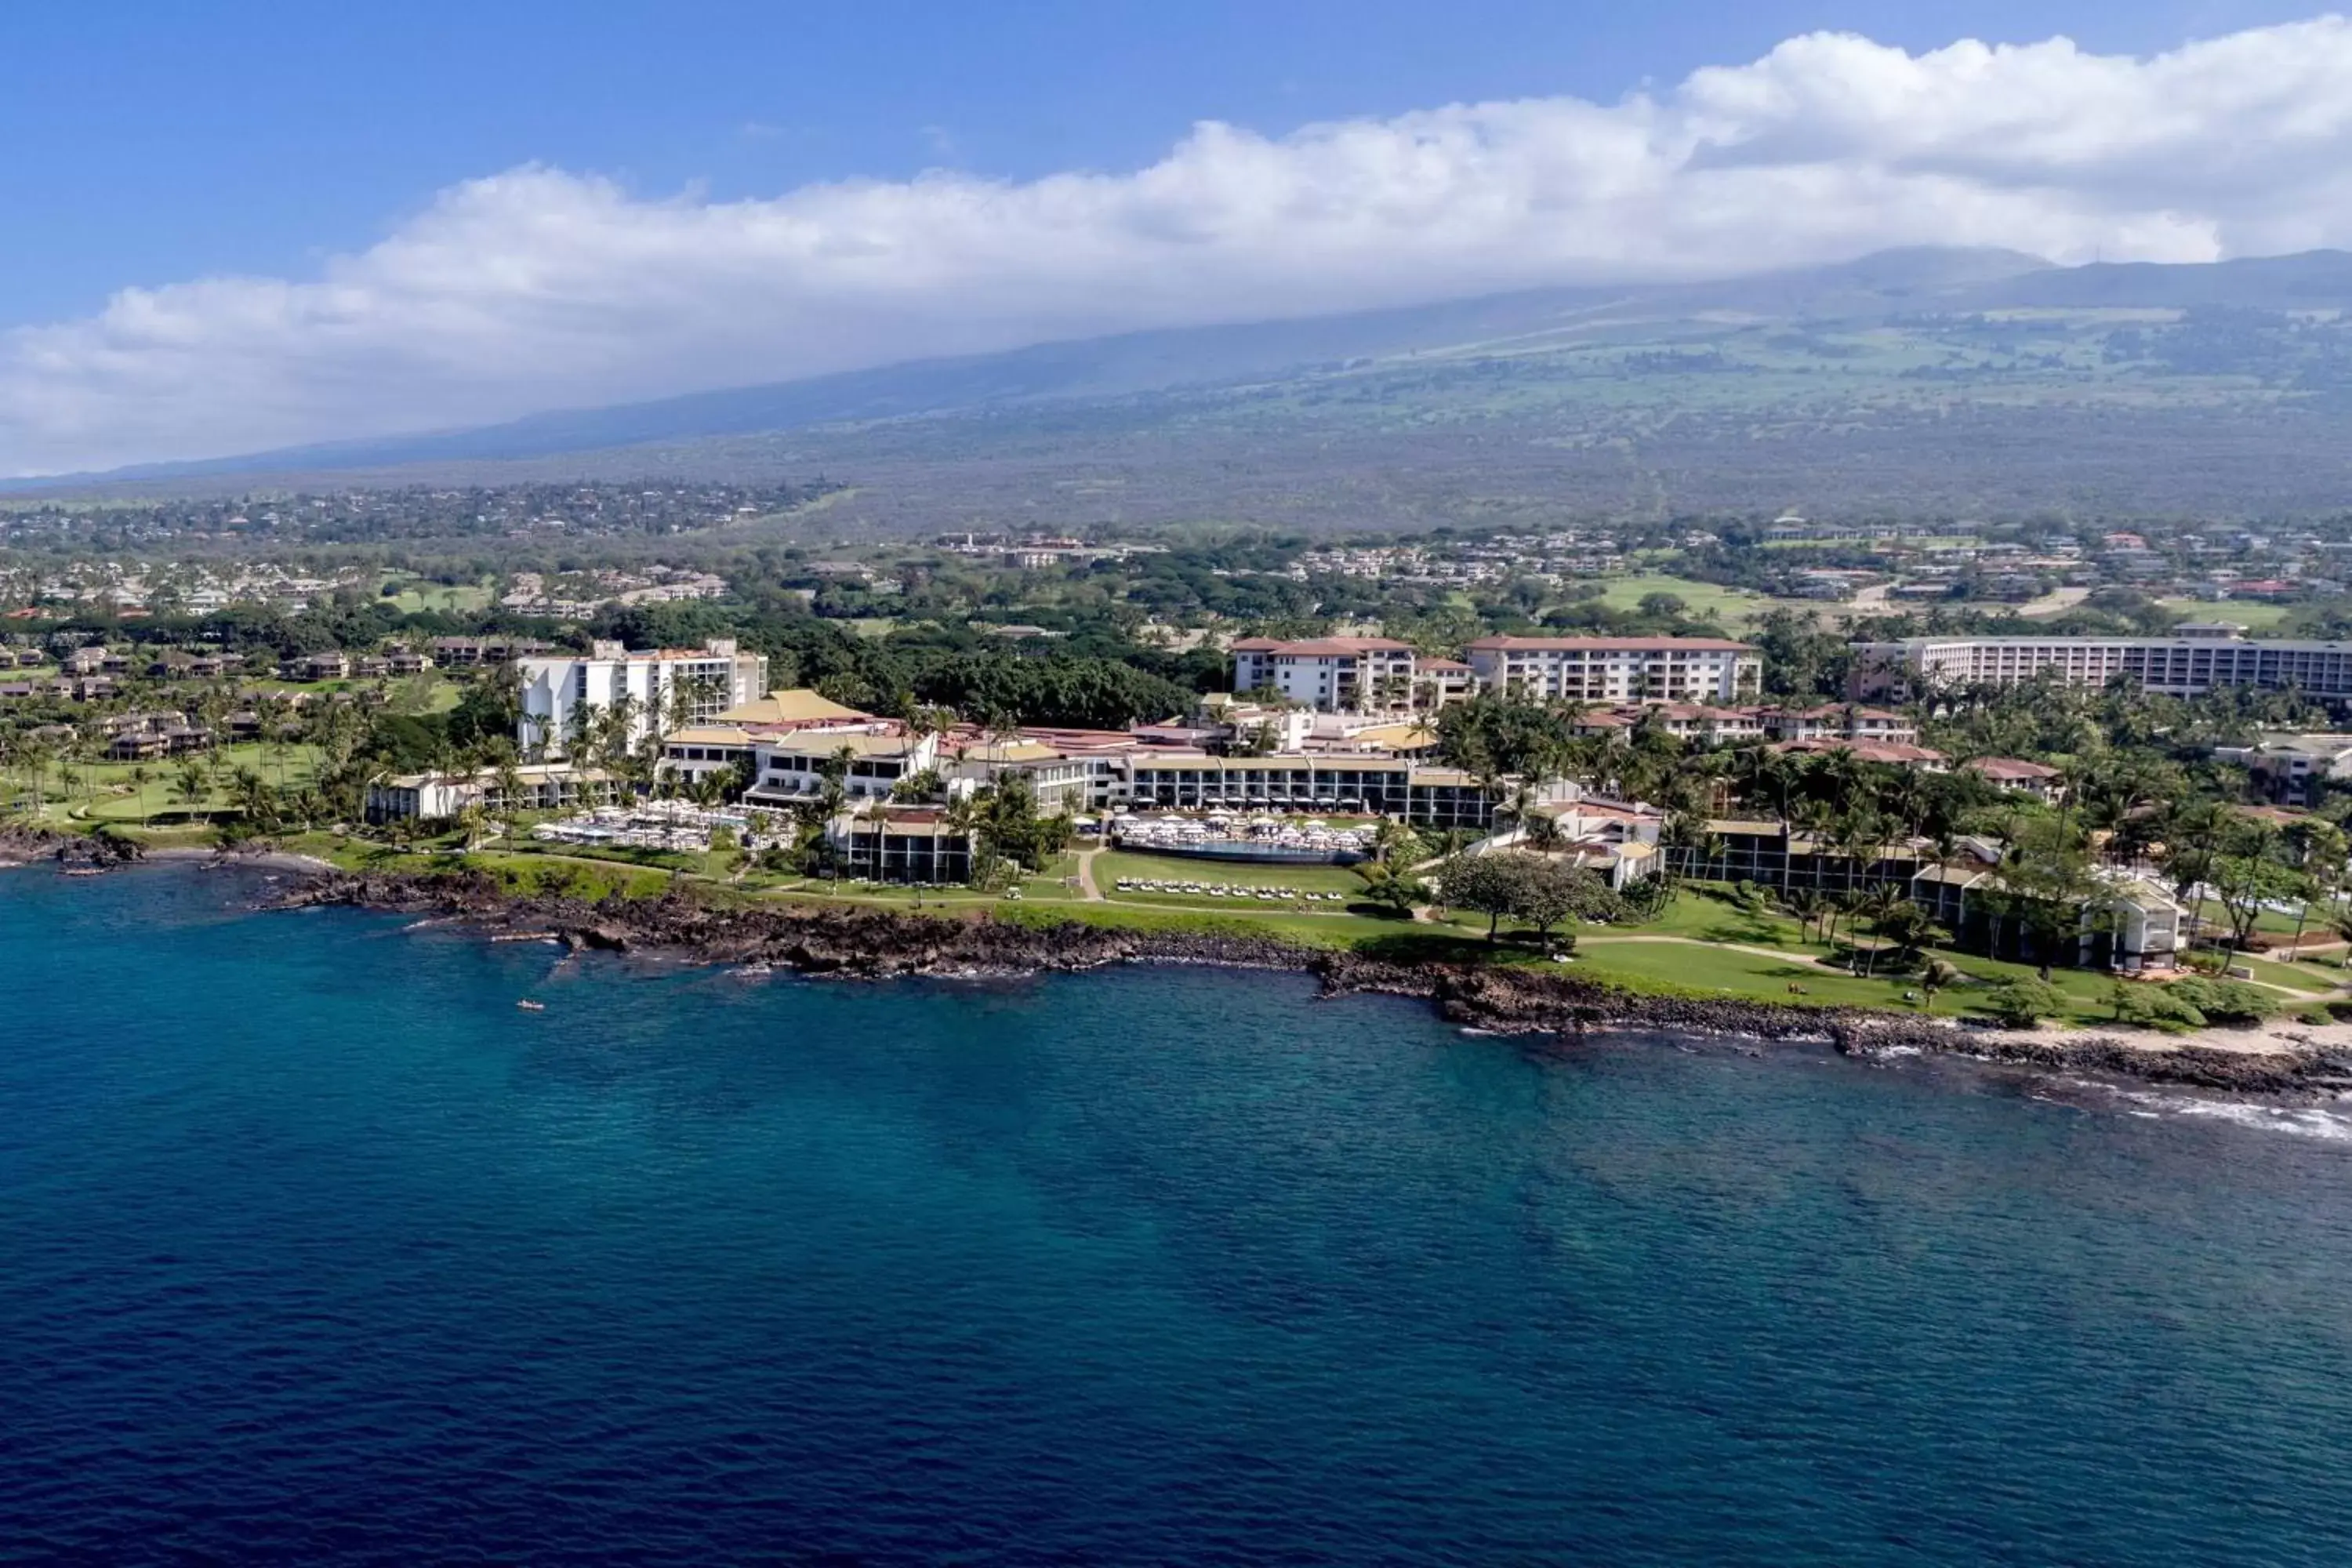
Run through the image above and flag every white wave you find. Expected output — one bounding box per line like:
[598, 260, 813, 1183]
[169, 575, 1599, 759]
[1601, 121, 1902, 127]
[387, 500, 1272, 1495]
[2106, 1088, 2352, 1142]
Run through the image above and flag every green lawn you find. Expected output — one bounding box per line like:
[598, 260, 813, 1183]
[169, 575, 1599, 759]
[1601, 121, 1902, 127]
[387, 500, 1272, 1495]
[2228, 952, 2341, 995]
[39, 742, 328, 825]
[1094, 848, 1367, 897]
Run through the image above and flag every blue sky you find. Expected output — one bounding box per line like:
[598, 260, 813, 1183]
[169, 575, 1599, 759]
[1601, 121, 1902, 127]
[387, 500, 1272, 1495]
[2, 2, 2347, 473]
[0, 0, 2314, 327]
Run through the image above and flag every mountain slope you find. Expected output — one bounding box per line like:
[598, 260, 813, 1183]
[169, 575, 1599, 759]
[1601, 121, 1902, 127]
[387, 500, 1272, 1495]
[29, 247, 2352, 524]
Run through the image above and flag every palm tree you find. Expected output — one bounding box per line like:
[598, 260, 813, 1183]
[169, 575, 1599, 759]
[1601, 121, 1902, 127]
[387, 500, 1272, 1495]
[1784, 889, 1828, 946]
[1918, 956, 1962, 1011]
[172, 756, 209, 826]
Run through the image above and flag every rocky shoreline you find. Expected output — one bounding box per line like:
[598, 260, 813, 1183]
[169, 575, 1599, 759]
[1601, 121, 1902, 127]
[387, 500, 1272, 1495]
[0, 824, 143, 869]
[261, 866, 2352, 1102]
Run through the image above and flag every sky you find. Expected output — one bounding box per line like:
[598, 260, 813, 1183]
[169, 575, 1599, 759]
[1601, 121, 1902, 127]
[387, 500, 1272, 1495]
[0, 0, 2341, 475]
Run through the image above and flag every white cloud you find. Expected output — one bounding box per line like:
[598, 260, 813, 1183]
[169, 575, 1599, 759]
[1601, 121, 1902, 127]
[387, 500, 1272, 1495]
[9, 16, 2352, 474]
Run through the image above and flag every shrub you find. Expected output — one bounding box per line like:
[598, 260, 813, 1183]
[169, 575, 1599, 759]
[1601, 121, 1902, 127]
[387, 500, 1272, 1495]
[2111, 982, 2205, 1034]
[2166, 977, 2278, 1027]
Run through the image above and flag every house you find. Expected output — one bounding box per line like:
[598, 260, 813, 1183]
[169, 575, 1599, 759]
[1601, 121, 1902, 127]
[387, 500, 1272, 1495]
[1768, 738, 1948, 772]
[290, 652, 351, 681]
[103, 712, 212, 760]
[1759, 705, 1919, 745]
[1962, 757, 2066, 802]
[430, 635, 552, 666]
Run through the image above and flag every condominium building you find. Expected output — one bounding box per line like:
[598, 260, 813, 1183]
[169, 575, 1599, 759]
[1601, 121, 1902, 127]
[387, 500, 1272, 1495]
[1462, 636, 1761, 704]
[1229, 637, 1419, 713]
[1853, 626, 2352, 701]
[518, 639, 769, 757]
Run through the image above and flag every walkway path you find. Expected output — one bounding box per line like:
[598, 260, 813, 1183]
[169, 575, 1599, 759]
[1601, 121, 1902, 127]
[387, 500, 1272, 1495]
[1073, 847, 1106, 902]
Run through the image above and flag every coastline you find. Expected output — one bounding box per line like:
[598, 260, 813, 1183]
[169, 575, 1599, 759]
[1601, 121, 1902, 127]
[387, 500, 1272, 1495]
[249, 864, 2352, 1102]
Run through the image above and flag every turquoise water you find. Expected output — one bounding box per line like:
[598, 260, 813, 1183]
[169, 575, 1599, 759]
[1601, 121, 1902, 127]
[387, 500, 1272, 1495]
[6, 866, 2352, 1564]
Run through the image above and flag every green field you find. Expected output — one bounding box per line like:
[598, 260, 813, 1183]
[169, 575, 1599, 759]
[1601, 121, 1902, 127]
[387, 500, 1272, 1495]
[386, 579, 495, 615]
[1563, 572, 1822, 630]
[2155, 597, 2293, 632]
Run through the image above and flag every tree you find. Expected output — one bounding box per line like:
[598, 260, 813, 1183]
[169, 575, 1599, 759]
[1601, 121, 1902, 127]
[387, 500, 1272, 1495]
[1438, 853, 1531, 941]
[2285, 819, 2348, 961]
[1514, 856, 1597, 951]
[1982, 977, 2064, 1027]
[1869, 899, 1940, 976]
[2205, 817, 2300, 953]
[2002, 817, 2106, 978]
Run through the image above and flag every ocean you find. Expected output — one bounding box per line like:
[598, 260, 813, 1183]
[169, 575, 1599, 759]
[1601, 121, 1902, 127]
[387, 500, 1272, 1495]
[5, 865, 2352, 1564]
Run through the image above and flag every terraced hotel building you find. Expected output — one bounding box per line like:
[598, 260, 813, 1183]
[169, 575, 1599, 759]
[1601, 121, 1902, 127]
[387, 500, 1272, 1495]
[1854, 627, 2352, 701]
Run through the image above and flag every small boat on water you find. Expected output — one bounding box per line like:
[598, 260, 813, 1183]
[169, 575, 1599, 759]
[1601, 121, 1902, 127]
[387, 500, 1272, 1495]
[516, 1000, 546, 1012]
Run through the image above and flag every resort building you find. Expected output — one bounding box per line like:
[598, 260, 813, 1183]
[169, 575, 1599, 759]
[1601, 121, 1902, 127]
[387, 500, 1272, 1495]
[745, 725, 939, 805]
[657, 688, 878, 789]
[1852, 626, 2352, 702]
[364, 763, 619, 823]
[1120, 752, 1549, 831]
[825, 805, 975, 884]
[518, 639, 769, 757]
[1462, 636, 1760, 704]
[942, 738, 1099, 814]
[1229, 636, 1420, 714]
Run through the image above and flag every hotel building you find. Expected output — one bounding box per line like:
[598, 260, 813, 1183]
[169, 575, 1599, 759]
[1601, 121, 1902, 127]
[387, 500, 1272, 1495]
[1229, 636, 1420, 713]
[518, 639, 769, 757]
[1462, 636, 1760, 704]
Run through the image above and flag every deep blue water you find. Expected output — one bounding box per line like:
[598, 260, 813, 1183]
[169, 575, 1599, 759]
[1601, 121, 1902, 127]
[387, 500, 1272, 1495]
[6, 868, 2352, 1564]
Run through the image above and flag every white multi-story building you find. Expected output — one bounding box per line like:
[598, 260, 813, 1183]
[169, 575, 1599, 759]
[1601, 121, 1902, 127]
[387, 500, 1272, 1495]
[1462, 636, 1760, 704]
[1229, 637, 1420, 713]
[518, 639, 768, 757]
[1853, 626, 2352, 701]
